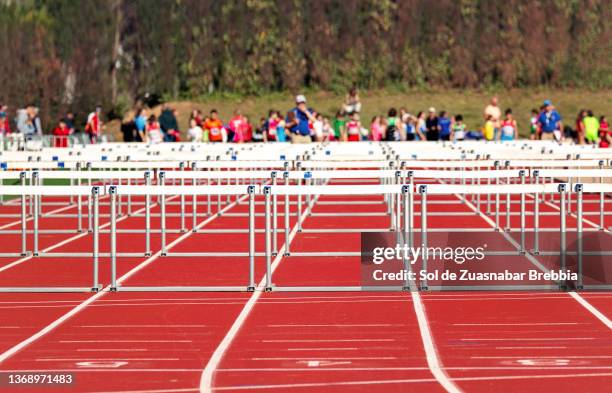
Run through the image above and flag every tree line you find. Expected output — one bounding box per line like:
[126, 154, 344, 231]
[0, 0, 610, 127]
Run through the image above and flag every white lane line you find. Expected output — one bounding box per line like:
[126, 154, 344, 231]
[459, 191, 612, 330]
[77, 349, 148, 352]
[36, 358, 181, 362]
[474, 355, 612, 359]
[454, 322, 584, 326]
[0, 196, 244, 364]
[568, 292, 612, 330]
[212, 372, 612, 392]
[77, 325, 208, 328]
[250, 357, 395, 361]
[60, 340, 192, 343]
[496, 346, 567, 349]
[287, 348, 358, 351]
[199, 194, 319, 393]
[261, 338, 396, 343]
[267, 323, 402, 327]
[461, 337, 594, 341]
[411, 290, 462, 393]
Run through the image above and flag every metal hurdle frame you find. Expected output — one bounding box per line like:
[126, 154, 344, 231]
[262, 184, 407, 292]
[0, 185, 103, 292]
[573, 182, 612, 290]
[417, 182, 568, 291]
[107, 184, 260, 292]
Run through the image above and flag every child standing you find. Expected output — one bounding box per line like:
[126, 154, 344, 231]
[451, 114, 466, 141]
[499, 109, 518, 141]
[346, 113, 362, 142]
[483, 115, 495, 141]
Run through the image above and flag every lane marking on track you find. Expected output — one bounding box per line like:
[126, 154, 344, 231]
[461, 337, 594, 341]
[267, 323, 403, 327]
[262, 338, 396, 343]
[287, 348, 358, 351]
[36, 358, 181, 362]
[0, 196, 245, 364]
[475, 355, 612, 359]
[496, 346, 568, 349]
[454, 322, 584, 326]
[199, 194, 317, 393]
[411, 289, 463, 393]
[77, 325, 209, 328]
[59, 340, 193, 343]
[250, 357, 395, 361]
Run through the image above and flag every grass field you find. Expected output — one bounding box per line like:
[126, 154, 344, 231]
[109, 88, 612, 140]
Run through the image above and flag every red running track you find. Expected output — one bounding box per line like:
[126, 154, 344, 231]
[0, 179, 610, 393]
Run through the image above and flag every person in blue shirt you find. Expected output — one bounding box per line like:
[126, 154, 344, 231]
[438, 110, 452, 141]
[134, 108, 147, 142]
[286, 94, 316, 143]
[537, 100, 563, 141]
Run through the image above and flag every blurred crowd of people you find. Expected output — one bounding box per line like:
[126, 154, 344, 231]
[1, 91, 609, 148]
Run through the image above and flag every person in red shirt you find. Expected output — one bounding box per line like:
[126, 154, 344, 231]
[52, 119, 71, 148]
[0, 105, 11, 136]
[599, 116, 610, 148]
[204, 109, 225, 142]
[85, 106, 102, 143]
[229, 109, 247, 143]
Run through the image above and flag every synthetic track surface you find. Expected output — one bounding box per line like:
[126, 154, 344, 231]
[0, 178, 610, 393]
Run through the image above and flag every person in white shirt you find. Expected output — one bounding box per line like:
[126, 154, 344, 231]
[187, 118, 203, 142]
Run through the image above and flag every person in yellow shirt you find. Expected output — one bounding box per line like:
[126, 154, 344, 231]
[583, 110, 600, 144]
[483, 114, 495, 141]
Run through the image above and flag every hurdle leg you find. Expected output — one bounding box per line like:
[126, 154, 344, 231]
[264, 190, 273, 290]
[248, 188, 256, 290]
[284, 177, 290, 256]
[110, 187, 117, 290]
[92, 187, 100, 291]
[576, 185, 584, 289]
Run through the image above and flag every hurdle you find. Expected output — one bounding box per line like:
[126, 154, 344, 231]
[0, 185, 103, 292]
[416, 182, 572, 291]
[107, 184, 260, 292]
[262, 184, 408, 291]
[573, 183, 612, 290]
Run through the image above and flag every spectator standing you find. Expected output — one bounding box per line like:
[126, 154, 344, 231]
[529, 109, 539, 140]
[146, 115, 163, 144]
[134, 108, 147, 142]
[370, 116, 383, 141]
[575, 109, 587, 144]
[599, 116, 610, 148]
[286, 95, 316, 144]
[583, 110, 599, 145]
[253, 117, 266, 143]
[187, 118, 203, 142]
[385, 108, 402, 141]
[537, 100, 563, 141]
[52, 119, 71, 147]
[204, 109, 225, 142]
[425, 107, 439, 141]
[85, 105, 103, 143]
[483, 115, 495, 141]
[159, 104, 179, 142]
[438, 111, 452, 141]
[484, 96, 501, 139]
[64, 112, 76, 134]
[313, 113, 324, 142]
[16, 104, 40, 138]
[0, 106, 11, 136]
[451, 114, 466, 141]
[266, 110, 279, 142]
[332, 111, 345, 141]
[345, 113, 361, 142]
[499, 109, 518, 141]
[416, 111, 427, 141]
[343, 87, 361, 114]
[275, 112, 287, 142]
